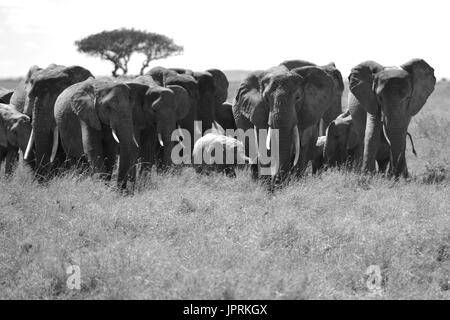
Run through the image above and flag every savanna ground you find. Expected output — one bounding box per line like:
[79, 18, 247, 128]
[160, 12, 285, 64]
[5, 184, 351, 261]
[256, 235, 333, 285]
[0, 76, 449, 299]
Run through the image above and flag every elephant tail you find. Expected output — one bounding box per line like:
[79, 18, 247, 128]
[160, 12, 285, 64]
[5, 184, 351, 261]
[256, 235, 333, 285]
[406, 132, 417, 157]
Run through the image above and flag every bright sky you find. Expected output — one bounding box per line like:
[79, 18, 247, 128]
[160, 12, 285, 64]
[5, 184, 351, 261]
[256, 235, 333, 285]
[0, 0, 449, 79]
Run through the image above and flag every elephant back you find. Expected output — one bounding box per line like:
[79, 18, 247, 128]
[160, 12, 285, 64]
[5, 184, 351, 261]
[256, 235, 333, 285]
[147, 66, 178, 86]
[280, 59, 316, 71]
[0, 87, 14, 104]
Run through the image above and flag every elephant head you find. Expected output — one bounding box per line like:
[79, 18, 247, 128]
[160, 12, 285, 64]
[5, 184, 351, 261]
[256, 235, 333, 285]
[323, 111, 358, 167]
[192, 71, 217, 133]
[234, 65, 335, 182]
[164, 73, 201, 137]
[70, 79, 138, 187]
[145, 85, 189, 165]
[24, 64, 92, 173]
[127, 79, 193, 166]
[0, 104, 32, 156]
[349, 59, 435, 177]
[206, 68, 229, 105]
[280, 60, 344, 134]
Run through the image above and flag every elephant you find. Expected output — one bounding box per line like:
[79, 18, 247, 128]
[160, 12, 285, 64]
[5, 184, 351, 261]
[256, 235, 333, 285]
[215, 102, 237, 132]
[0, 87, 14, 104]
[0, 104, 32, 175]
[148, 68, 200, 145]
[125, 76, 191, 172]
[192, 132, 252, 177]
[280, 60, 344, 136]
[148, 67, 225, 136]
[322, 110, 389, 171]
[323, 110, 418, 173]
[9, 65, 42, 113]
[348, 59, 435, 177]
[23, 64, 93, 176]
[232, 64, 335, 184]
[54, 78, 139, 189]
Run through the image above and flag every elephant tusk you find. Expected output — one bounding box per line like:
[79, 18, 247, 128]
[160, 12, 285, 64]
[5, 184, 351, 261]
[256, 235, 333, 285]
[50, 127, 59, 163]
[158, 133, 164, 147]
[253, 126, 261, 159]
[213, 121, 225, 135]
[132, 135, 139, 149]
[266, 127, 272, 150]
[381, 118, 392, 147]
[382, 118, 394, 169]
[293, 125, 300, 167]
[112, 130, 120, 143]
[24, 128, 35, 161]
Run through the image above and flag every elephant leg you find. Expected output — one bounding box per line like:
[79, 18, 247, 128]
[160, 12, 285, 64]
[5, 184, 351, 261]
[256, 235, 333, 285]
[377, 158, 389, 173]
[362, 112, 382, 173]
[0, 147, 6, 174]
[5, 146, 19, 175]
[81, 122, 105, 178]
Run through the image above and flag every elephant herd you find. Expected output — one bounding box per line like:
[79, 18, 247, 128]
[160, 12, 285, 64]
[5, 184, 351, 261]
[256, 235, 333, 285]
[0, 58, 436, 190]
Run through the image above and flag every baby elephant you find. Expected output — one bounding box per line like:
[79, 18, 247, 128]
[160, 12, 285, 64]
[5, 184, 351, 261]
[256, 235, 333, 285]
[192, 132, 252, 177]
[0, 103, 32, 174]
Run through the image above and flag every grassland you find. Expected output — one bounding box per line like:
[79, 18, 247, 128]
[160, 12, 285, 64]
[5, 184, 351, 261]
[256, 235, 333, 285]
[0, 78, 449, 299]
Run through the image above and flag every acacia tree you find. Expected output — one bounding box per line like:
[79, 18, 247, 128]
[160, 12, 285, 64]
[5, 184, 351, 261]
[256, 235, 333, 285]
[137, 33, 183, 75]
[75, 28, 183, 77]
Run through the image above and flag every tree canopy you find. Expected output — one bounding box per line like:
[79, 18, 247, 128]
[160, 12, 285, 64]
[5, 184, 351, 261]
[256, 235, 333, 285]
[75, 28, 183, 76]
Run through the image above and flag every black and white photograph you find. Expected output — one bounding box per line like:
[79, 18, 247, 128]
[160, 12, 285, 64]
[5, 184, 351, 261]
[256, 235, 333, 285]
[0, 0, 449, 306]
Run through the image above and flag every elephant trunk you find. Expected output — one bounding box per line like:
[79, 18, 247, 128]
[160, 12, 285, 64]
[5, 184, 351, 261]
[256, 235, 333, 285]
[362, 112, 382, 173]
[384, 125, 407, 178]
[32, 96, 54, 173]
[114, 124, 138, 189]
[199, 92, 215, 133]
[269, 113, 296, 182]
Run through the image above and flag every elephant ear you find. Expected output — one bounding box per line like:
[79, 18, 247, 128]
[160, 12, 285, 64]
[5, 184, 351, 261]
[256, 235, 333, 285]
[401, 59, 436, 116]
[292, 66, 334, 130]
[233, 71, 268, 129]
[71, 84, 101, 130]
[322, 62, 344, 93]
[348, 61, 384, 115]
[167, 85, 191, 121]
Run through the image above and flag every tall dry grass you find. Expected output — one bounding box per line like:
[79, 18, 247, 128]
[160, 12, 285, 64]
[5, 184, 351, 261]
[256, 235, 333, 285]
[0, 80, 449, 300]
